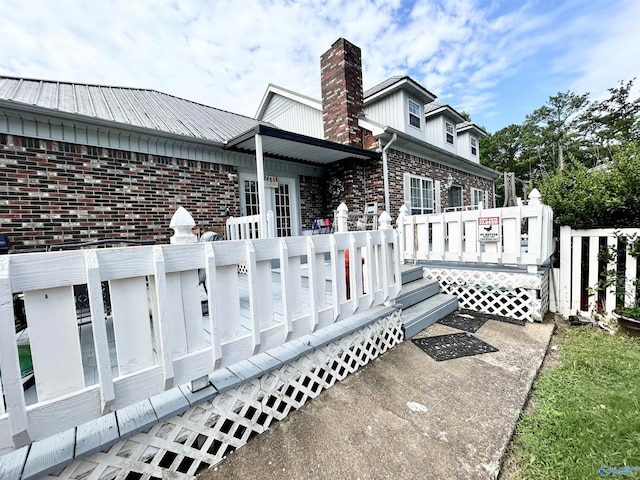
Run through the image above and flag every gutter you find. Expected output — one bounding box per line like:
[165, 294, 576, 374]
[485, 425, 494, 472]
[381, 133, 397, 214]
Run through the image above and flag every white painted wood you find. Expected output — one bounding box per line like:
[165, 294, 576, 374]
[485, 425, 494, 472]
[559, 226, 572, 316]
[255, 134, 268, 236]
[9, 251, 85, 292]
[83, 250, 115, 414]
[27, 386, 101, 442]
[152, 246, 174, 389]
[216, 265, 242, 341]
[329, 235, 341, 319]
[570, 236, 582, 314]
[502, 210, 521, 265]
[245, 241, 261, 353]
[278, 239, 294, 338]
[431, 215, 445, 261]
[605, 236, 617, 315]
[204, 242, 222, 366]
[305, 237, 320, 330]
[109, 276, 154, 375]
[24, 286, 84, 401]
[625, 247, 637, 308]
[587, 236, 600, 312]
[364, 233, 375, 307]
[0, 257, 29, 445]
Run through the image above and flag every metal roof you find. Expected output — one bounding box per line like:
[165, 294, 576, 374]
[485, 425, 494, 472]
[226, 124, 380, 164]
[364, 76, 437, 104]
[424, 101, 466, 123]
[0, 76, 260, 143]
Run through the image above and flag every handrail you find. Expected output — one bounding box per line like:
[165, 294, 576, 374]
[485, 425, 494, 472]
[0, 230, 401, 449]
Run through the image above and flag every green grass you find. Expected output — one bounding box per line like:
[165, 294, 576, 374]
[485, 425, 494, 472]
[509, 328, 640, 480]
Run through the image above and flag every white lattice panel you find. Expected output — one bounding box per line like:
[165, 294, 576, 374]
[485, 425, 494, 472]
[45, 311, 403, 480]
[424, 267, 549, 322]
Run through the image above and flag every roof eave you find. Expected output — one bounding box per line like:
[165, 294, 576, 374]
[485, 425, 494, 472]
[0, 99, 227, 148]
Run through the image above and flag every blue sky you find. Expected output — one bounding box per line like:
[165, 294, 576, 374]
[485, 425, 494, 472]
[1, 0, 637, 133]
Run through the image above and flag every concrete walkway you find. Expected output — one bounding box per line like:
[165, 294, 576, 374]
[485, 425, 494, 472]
[199, 317, 554, 480]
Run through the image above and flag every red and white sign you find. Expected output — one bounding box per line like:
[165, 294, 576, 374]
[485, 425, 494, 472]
[478, 216, 501, 242]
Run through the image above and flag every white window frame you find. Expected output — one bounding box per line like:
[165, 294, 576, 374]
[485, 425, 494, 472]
[470, 136, 478, 156]
[471, 188, 485, 208]
[445, 121, 455, 145]
[408, 99, 421, 129]
[404, 173, 434, 215]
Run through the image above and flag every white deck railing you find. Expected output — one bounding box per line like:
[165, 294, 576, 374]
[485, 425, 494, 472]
[225, 210, 275, 240]
[558, 227, 640, 317]
[0, 209, 401, 450]
[397, 189, 554, 273]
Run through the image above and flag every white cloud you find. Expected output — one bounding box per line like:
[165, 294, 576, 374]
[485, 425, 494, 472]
[0, 0, 637, 132]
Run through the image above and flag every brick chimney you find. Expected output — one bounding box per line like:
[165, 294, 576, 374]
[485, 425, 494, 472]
[320, 38, 363, 148]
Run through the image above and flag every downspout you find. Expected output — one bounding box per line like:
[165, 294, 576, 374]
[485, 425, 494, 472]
[381, 133, 397, 214]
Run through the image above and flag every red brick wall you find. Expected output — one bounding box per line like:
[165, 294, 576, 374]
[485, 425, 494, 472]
[299, 175, 328, 231]
[323, 149, 494, 219]
[320, 38, 364, 148]
[0, 135, 240, 252]
[386, 148, 494, 215]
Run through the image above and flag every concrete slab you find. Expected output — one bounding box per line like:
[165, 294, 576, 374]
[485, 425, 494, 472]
[199, 318, 554, 480]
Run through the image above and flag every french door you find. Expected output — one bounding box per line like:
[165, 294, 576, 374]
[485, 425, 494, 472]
[239, 174, 299, 237]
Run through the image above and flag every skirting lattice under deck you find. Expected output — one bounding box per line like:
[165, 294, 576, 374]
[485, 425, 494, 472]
[41, 311, 403, 480]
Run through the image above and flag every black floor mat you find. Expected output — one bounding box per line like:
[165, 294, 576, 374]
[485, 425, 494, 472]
[412, 333, 499, 361]
[437, 311, 487, 332]
[440, 309, 526, 329]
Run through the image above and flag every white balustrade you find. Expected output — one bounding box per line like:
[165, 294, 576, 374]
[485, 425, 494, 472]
[558, 226, 640, 317]
[226, 211, 276, 240]
[0, 207, 401, 450]
[397, 189, 554, 272]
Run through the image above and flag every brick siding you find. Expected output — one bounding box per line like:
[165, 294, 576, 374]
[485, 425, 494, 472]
[0, 135, 240, 252]
[320, 38, 363, 147]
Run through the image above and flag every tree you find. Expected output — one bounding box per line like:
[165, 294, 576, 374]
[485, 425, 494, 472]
[539, 140, 640, 228]
[578, 79, 640, 164]
[524, 91, 589, 171]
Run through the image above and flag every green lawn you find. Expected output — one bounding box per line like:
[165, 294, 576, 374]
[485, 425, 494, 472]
[508, 327, 640, 479]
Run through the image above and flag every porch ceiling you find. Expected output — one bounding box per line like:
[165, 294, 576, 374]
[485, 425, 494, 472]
[225, 124, 380, 164]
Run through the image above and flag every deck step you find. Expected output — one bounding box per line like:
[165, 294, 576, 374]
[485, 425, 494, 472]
[396, 278, 440, 310]
[401, 266, 424, 285]
[401, 293, 458, 339]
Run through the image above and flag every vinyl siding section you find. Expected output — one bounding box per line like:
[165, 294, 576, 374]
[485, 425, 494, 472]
[456, 131, 480, 163]
[261, 95, 323, 139]
[425, 116, 445, 149]
[364, 91, 404, 133]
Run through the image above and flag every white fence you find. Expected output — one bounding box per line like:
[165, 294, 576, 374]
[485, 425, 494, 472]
[225, 211, 275, 240]
[396, 189, 554, 273]
[558, 227, 640, 317]
[0, 208, 401, 451]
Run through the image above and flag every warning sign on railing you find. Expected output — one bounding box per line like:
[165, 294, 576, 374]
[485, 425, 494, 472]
[478, 216, 501, 242]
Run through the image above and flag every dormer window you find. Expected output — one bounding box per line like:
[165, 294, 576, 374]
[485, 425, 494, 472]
[445, 121, 454, 145]
[408, 99, 421, 128]
[471, 136, 478, 156]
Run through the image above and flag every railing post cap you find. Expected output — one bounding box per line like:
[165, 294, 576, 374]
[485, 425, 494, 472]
[170, 206, 197, 244]
[379, 211, 392, 229]
[399, 205, 409, 215]
[528, 188, 541, 205]
[337, 202, 348, 214]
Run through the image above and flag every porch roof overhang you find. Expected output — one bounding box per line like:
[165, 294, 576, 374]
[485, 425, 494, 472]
[225, 124, 381, 164]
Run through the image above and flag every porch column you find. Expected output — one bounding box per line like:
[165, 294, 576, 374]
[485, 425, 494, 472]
[255, 134, 268, 237]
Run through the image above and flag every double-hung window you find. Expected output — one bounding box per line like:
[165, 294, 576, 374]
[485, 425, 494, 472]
[407, 175, 434, 214]
[445, 121, 455, 145]
[471, 188, 485, 207]
[408, 99, 421, 128]
[470, 136, 478, 156]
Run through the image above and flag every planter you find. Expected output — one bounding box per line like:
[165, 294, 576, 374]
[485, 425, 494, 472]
[613, 310, 640, 336]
